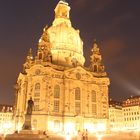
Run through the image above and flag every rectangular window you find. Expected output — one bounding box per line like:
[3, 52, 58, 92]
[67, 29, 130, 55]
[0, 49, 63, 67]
[75, 102, 81, 114]
[54, 100, 59, 112]
[54, 85, 60, 99]
[34, 98, 40, 111]
[34, 91, 40, 97]
[34, 98, 40, 102]
[34, 105, 39, 111]
[54, 120, 60, 129]
[92, 104, 96, 115]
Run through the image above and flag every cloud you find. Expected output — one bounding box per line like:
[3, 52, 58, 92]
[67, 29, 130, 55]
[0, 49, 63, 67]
[101, 38, 126, 64]
[93, 0, 113, 13]
[113, 74, 140, 96]
[118, 56, 140, 81]
[112, 13, 134, 26]
[71, 0, 113, 12]
[71, 0, 87, 11]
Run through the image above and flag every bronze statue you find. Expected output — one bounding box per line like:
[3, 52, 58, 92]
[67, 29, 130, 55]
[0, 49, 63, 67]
[22, 97, 34, 130]
[27, 97, 34, 115]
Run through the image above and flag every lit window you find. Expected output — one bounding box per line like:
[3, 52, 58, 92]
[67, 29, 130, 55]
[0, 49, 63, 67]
[34, 83, 40, 97]
[92, 104, 96, 115]
[34, 98, 40, 102]
[34, 98, 40, 111]
[75, 102, 81, 114]
[39, 53, 42, 59]
[75, 87, 80, 100]
[94, 65, 97, 72]
[54, 100, 59, 112]
[54, 120, 60, 129]
[34, 105, 39, 111]
[91, 90, 96, 102]
[54, 85, 60, 98]
[75, 87, 81, 114]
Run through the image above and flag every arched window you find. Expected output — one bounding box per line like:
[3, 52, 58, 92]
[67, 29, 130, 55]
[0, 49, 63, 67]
[54, 85, 60, 98]
[91, 90, 96, 115]
[34, 98, 40, 111]
[75, 87, 80, 100]
[94, 65, 97, 72]
[75, 87, 81, 114]
[34, 83, 40, 97]
[54, 85, 60, 113]
[91, 90, 96, 102]
[39, 53, 42, 59]
[92, 104, 96, 115]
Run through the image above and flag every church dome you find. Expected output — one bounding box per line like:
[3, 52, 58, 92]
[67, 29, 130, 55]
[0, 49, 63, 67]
[45, 1, 85, 66]
[48, 22, 83, 56]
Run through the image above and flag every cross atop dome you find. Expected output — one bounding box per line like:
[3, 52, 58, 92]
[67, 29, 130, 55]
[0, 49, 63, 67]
[59, 0, 68, 5]
[60, 0, 67, 2]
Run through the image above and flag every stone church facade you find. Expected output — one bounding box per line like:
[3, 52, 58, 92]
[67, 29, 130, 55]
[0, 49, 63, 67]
[14, 0, 110, 133]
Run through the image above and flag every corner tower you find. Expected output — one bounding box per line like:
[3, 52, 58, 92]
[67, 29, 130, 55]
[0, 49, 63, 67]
[38, 0, 85, 67]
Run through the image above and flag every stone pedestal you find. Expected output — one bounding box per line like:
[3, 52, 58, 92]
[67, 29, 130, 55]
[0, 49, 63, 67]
[22, 114, 32, 130]
[5, 133, 47, 140]
[5, 108, 48, 140]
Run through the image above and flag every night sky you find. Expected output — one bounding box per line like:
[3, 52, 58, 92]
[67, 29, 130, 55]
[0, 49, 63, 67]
[0, 0, 140, 105]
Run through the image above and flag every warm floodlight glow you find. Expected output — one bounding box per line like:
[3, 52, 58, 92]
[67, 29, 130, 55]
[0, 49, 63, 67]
[3, 122, 12, 129]
[97, 123, 106, 132]
[96, 134, 103, 140]
[48, 121, 54, 132]
[65, 133, 72, 140]
[84, 123, 94, 133]
[0, 121, 14, 134]
[64, 122, 75, 134]
[39, 38, 42, 43]
[17, 122, 22, 132]
[115, 76, 140, 95]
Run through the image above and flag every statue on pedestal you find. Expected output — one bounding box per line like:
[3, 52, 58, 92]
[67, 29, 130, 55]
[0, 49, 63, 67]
[22, 97, 34, 130]
[27, 97, 34, 115]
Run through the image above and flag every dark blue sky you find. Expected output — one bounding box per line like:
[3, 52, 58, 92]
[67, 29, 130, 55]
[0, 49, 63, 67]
[0, 0, 140, 105]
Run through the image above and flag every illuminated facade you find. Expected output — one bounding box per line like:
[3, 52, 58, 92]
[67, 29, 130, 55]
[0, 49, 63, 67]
[122, 96, 140, 130]
[109, 99, 123, 132]
[0, 105, 14, 134]
[14, 0, 110, 133]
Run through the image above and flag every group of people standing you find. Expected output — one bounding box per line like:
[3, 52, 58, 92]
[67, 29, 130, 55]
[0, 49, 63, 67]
[77, 129, 88, 140]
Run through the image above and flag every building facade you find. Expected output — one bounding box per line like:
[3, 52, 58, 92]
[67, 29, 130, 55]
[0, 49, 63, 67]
[109, 99, 123, 132]
[122, 96, 140, 131]
[14, 0, 110, 133]
[0, 105, 14, 134]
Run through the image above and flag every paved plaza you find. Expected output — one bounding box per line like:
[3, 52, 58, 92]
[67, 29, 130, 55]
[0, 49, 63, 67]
[0, 132, 140, 140]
